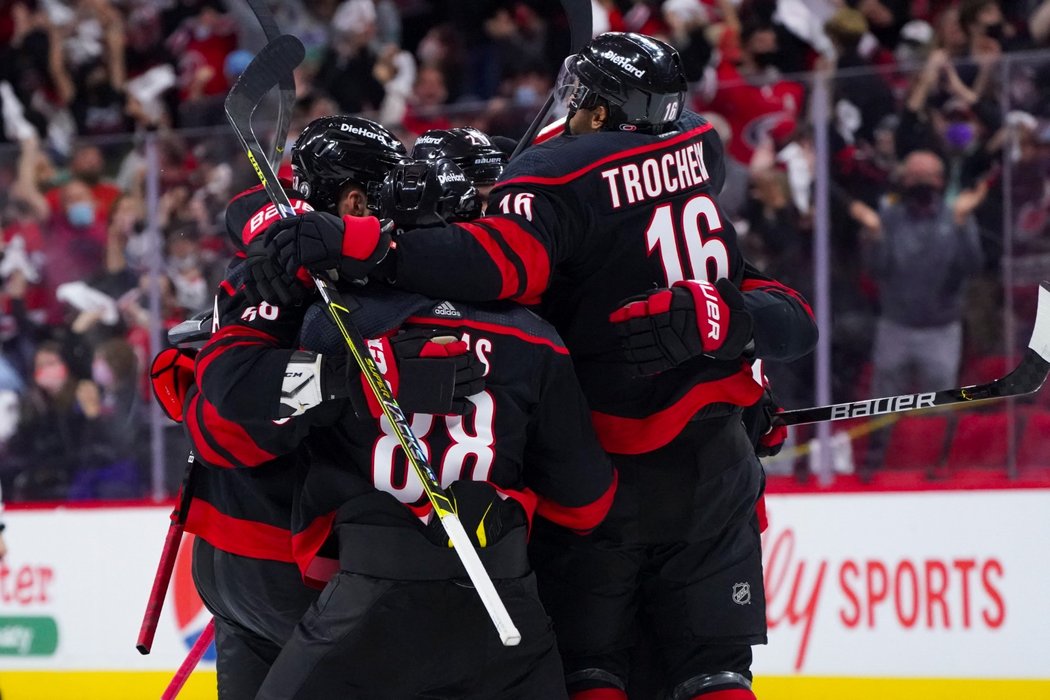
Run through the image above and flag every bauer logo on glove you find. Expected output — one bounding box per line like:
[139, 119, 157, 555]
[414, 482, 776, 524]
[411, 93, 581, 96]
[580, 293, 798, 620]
[610, 277, 754, 376]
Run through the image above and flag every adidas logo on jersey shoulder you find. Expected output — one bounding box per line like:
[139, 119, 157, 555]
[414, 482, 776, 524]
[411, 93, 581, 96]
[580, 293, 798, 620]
[432, 301, 461, 318]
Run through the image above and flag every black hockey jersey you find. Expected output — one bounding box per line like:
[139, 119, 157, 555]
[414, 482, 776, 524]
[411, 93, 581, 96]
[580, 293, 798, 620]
[192, 269, 615, 582]
[388, 111, 816, 454]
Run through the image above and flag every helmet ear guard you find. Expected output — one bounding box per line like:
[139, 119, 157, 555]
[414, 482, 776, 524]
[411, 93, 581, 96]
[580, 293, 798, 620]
[378, 158, 480, 229]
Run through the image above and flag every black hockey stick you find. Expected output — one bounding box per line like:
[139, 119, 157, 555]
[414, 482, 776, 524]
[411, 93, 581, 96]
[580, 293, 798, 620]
[510, 0, 593, 160]
[245, 0, 294, 170]
[777, 281, 1050, 426]
[225, 35, 521, 646]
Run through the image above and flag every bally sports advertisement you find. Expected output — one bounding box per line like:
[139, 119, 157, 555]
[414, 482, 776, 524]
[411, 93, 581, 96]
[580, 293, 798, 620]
[1, 491, 1048, 699]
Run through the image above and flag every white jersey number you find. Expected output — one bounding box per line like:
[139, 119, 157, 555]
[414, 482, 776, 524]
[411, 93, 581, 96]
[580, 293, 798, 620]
[645, 193, 729, 284]
[372, 391, 495, 504]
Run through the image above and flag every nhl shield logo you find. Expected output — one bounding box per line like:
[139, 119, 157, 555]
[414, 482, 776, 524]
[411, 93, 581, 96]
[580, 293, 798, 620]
[732, 582, 751, 605]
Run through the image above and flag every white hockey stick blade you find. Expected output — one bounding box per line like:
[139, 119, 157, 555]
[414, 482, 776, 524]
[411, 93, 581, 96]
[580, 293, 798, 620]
[440, 514, 522, 646]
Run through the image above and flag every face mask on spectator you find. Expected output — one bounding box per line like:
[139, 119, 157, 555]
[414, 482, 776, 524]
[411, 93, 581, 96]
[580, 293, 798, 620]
[983, 22, 1005, 41]
[946, 122, 976, 150]
[92, 359, 115, 390]
[515, 84, 540, 105]
[901, 183, 942, 210]
[752, 51, 778, 69]
[67, 202, 96, 228]
[35, 363, 68, 393]
[171, 254, 200, 273]
[173, 275, 209, 311]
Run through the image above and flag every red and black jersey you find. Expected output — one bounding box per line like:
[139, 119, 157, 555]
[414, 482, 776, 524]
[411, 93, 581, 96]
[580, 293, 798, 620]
[389, 111, 816, 454]
[191, 265, 614, 583]
[290, 296, 617, 578]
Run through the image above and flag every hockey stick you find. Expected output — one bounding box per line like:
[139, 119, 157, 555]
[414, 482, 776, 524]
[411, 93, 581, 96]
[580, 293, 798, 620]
[137, 453, 196, 655]
[510, 0, 593, 160]
[777, 281, 1050, 426]
[225, 35, 522, 646]
[160, 617, 215, 700]
[245, 0, 293, 170]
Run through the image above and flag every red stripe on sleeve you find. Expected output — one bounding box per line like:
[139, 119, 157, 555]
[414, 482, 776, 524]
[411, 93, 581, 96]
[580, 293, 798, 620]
[195, 325, 279, 382]
[535, 469, 618, 534]
[480, 217, 551, 305]
[185, 394, 234, 468]
[455, 222, 519, 298]
[183, 497, 294, 563]
[591, 367, 764, 454]
[199, 396, 277, 467]
[741, 276, 814, 320]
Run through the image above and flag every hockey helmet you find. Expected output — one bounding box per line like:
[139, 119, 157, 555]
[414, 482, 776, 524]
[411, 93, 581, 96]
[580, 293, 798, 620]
[410, 127, 507, 185]
[557, 32, 687, 134]
[378, 157, 481, 228]
[290, 116, 408, 213]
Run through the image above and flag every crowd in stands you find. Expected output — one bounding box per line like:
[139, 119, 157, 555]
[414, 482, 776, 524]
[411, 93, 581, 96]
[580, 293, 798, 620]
[0, 0, 1048, 501]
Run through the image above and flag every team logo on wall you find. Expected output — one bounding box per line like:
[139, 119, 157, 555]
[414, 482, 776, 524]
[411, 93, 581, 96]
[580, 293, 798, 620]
[173, 534, 216, 661]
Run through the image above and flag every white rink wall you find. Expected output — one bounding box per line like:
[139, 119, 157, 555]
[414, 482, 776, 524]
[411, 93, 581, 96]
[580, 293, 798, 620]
[0, 492, 1048, 698]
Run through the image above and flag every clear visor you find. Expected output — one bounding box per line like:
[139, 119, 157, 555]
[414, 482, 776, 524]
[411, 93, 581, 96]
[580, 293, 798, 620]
[524, 57, 588, 139]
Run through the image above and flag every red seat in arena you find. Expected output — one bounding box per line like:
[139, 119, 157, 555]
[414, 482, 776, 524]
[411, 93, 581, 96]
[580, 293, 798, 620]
[882, 415, 950, 471]
[1017, 412, 1050, 470]
[945, 412, 1010, 471]
[962, 355, 1011, 386]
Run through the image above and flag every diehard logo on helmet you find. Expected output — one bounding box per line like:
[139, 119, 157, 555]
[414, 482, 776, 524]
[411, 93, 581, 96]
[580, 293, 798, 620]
[600, 50, 646, 78]
[438, 171, 467, 185]
[416, 134, 444, 145]
[339, 122, 393, 145]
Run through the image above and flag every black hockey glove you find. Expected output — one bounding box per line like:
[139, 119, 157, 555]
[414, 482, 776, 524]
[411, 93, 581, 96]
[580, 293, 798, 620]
[244, 244, 311, 307]
[246, 212, 394, 305]
[742, 384, 787, 458]
[331, 328, 486, 419]
[610, 278, 754, 376]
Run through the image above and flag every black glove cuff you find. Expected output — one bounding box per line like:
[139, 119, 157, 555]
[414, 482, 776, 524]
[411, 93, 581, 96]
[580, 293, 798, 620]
[398, 357, 456, 414]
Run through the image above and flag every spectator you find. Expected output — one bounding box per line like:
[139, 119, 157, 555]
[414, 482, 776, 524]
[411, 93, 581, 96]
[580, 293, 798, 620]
[63, 336, 147, 499]
[699, 13, 806, 164]
[863, 150, 985, 403]
[167, 0, 238, 126]
[826, 8, 895, 148]
[45, 144, 122, 222]
[166, 226, 209, 314]
[851, 0, 910, 51]
[90, 194, 144, 301]
[314, 1, 385, 115]
[47, 0, 129, 138]
[9, 342, 85, 500]
[402, 64, 452, 135]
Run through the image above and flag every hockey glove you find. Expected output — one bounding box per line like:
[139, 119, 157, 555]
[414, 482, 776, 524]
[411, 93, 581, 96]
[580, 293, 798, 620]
[342, 328, 486, 419]
[610, 278, 754, 376]
[269, 212, 393, 281]
[743, 385, 787, 458]
[244, 251, 311, 307]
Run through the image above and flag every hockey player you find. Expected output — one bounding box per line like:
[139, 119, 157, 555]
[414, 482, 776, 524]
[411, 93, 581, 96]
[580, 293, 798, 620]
[242, 33, 816, 700]
[199, 154, 617, 699]
[410, 126, 507, 210]
[151, 116, 484, 700]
